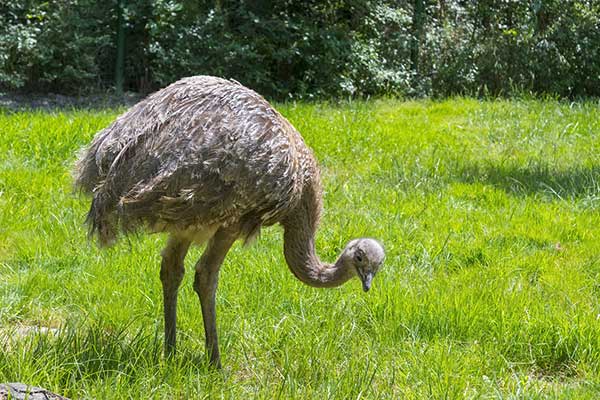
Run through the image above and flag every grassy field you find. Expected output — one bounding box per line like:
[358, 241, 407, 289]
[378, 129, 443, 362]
[0, 98, 599, 399]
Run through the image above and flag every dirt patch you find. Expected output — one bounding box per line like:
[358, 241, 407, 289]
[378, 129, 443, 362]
[0, 324, 61, 351]
[0, 91, 143, 112]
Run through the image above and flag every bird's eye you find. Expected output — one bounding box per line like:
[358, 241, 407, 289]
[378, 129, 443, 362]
[354, 249, 365, 263]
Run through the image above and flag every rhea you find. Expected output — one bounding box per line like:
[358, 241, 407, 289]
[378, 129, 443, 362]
[74, 76, 385, 368]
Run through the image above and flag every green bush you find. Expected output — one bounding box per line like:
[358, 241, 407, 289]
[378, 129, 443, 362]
[1, 0, 599, 98]
[0, 0, 112, 93]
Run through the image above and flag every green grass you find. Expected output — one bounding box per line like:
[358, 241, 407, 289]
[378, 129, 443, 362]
[1, 98, 599, 398]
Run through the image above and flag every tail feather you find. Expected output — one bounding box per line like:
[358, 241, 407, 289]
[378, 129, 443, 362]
[86, 193, 118, 247]
[74, 136, 120, 247]
[73, 142, 103, 195]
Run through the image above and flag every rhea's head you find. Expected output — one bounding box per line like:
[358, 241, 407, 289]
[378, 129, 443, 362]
[341, 238, 385, 292]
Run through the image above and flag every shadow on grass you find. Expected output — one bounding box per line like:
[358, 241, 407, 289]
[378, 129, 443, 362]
[0, 321, 217, 390]
[457, 162, 600, 200]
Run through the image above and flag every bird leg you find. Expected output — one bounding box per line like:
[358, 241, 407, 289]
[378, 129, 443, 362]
[193, 227, 237, 368]
[160, 235, 191, 357]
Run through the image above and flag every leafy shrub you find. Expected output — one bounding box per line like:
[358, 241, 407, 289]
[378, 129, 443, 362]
[1, 0, 599, 98]
[0, 0, 112, 93]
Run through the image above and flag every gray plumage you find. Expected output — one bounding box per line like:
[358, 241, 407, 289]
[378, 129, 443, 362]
[75, 76, 311, 245]
[74, 76, 385, 368]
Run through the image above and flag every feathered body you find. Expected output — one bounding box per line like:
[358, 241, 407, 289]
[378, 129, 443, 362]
[74, 76, 384, 367]
[74, 76, 321, 247]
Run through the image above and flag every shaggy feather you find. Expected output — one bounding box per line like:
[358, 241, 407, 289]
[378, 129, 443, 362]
[74, 76, 316, 246]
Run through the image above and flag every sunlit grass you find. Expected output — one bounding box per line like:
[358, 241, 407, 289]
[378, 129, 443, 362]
[1, 98, 599, 398]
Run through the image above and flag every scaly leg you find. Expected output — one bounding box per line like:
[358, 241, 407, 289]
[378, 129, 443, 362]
[160, 235, 191, 357]
[193, 227, 237, 368]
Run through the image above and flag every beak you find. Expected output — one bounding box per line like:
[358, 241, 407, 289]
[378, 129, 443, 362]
[361, 272, 373, 292]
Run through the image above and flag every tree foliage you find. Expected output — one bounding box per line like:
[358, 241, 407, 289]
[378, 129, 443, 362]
[1, 0, 599, 99]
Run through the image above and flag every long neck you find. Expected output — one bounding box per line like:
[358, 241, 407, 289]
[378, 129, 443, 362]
[281, 184, 355, 288]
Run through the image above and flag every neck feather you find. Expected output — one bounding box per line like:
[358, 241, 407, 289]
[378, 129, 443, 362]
[281, 184, 354, 288]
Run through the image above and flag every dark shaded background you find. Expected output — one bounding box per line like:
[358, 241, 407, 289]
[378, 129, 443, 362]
[1, 0, 599, 100]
